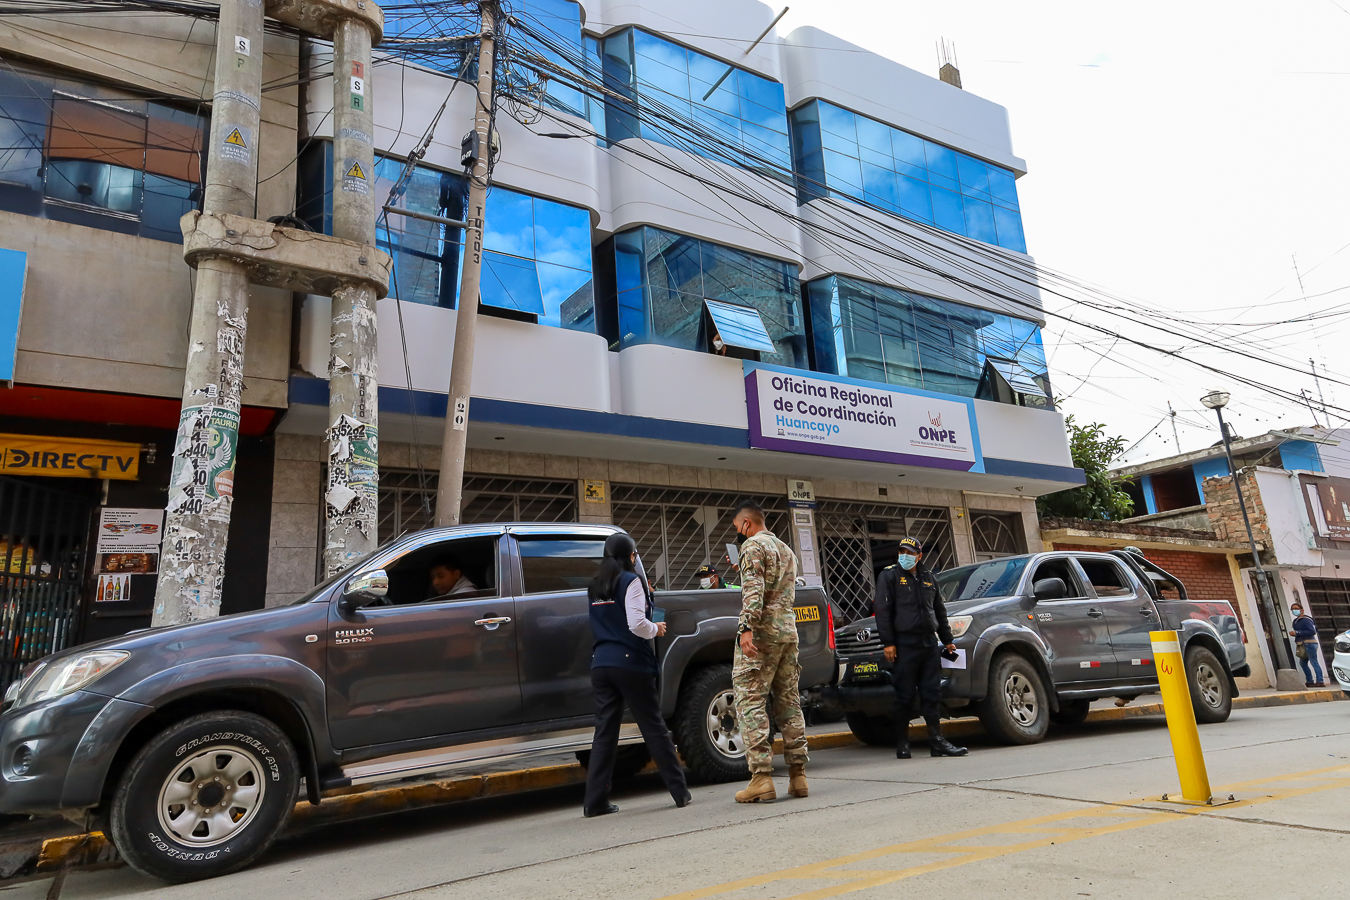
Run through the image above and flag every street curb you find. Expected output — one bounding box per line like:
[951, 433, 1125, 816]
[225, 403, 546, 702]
[22, 689, 1347, 877]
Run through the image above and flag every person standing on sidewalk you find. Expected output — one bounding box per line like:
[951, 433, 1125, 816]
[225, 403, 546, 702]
[875, 537, 968, 760]
[730, 500, 808, 803]
[582, 533, 691, 817]
[1289, 600, 1326, 688]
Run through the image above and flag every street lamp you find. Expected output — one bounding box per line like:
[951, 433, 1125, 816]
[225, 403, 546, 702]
[1199, 390, 1293, 671]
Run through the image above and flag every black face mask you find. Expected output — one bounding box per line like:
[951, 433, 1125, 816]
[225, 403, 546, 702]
[735, 530, 747, 546]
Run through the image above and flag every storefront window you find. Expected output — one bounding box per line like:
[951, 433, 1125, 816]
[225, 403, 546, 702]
[602, 28, 792, 181]
[596, 226, 807, 369]
[792, 99, 1027, 253]
[296, 143, 595, 331]
[806, 275, 1049, 401]
[0, 64, 205, 243]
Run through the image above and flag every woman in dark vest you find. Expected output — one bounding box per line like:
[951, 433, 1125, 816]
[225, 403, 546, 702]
[583, 533, 691, 817]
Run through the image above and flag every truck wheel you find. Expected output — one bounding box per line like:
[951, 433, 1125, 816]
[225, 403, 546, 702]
[1050, 698, 1091, 727]
[1186, 646, 1233, 723]
[575, 746, 652, 781]
[976, 654, 1050, 745]
[844, 712, 898, 747]
[107, 711, 298, 883]
[673, 664, 749, 784]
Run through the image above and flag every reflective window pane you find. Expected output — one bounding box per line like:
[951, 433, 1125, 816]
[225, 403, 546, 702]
[538, 260, 594, 331]
[481, 251, 546, 315]
[790, 99, 1028, 251]
[963, 197, 997, 244]
[484, 189, 535, 259]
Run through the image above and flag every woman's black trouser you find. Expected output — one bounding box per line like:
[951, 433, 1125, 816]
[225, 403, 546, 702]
[584, 666, 687, 810]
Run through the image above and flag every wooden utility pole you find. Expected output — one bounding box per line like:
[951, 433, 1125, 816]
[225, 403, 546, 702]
[153, 0, 265, 626]
[434, 1, 497, 527]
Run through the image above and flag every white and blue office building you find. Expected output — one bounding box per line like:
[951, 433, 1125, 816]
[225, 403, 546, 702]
[272, 0, 1084, 619]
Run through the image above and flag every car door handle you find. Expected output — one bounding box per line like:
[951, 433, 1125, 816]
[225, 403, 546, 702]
[1139, 607, 1155, 616]
[474, 617, 512, 630]
[1086, 608, 1104, 618]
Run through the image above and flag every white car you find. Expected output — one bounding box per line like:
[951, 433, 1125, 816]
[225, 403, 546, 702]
[1333, 630, 1350, 697]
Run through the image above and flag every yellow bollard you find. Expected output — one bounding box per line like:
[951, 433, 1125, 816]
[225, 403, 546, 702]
[1150, 630, 1213, 804]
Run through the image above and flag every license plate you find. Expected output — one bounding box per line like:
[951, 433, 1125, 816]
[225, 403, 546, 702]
[852, 662, 880, 678]
[795, 605, 820, 622]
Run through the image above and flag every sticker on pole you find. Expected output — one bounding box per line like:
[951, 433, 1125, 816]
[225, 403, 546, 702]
[341, 158, 369, 195]
[221, 125, 251, 164]
[452, 396, 469, 431]
[235, 35, 250, 56]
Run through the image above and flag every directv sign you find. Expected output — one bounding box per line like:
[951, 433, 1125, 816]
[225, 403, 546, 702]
[744, 362, 984, 472]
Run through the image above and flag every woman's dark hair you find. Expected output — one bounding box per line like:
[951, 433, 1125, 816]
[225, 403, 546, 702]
[588, 532, 637, 601]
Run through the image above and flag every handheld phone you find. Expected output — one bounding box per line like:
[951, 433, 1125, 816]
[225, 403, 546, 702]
[652, 608, 666, 623]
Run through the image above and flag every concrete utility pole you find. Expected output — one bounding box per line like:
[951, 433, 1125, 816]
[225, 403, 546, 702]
[324, 17, 381, 577]
[154, 0, 265, 627]
[434, 0, 497, 528]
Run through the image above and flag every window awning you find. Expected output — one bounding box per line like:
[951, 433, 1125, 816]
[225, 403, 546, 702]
[986, 357, 1045, 396]
[705, 298, 776, 353]
[480, 251, 545, 315]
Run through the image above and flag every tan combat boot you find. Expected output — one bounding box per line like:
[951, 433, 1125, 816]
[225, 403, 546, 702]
[787, 764, 808, 798]
[734, 773, 777, 803]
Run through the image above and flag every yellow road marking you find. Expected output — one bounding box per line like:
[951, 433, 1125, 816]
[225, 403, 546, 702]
[657, 765, 1350, 900]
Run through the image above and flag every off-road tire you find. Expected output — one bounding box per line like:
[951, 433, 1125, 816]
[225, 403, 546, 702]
[1186, 645, 1233, 724]
[976, 653, 1050, 745]
[845, 711, 898, 746]
[575, 746, 652, 781]
[673, 664, 749, 783]
[107, 710, 298, 883]
[1050, 697, 1091, 727]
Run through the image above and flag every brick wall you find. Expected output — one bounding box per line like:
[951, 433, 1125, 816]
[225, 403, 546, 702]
[1050, 542, 1237, 602]
[1201, 469, 1271, 561]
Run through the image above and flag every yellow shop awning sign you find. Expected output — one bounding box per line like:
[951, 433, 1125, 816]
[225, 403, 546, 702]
[0, 434, 141, 480]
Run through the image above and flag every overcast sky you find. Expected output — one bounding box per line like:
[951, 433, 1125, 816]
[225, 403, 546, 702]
[775, 1, 1350, 469]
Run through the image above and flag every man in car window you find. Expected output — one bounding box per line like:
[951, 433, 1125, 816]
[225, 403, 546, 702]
[429, 555, 477, 598]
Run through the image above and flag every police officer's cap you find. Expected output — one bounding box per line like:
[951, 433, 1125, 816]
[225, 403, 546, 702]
[695, 564, 718, 576]
[898, 537, 923, 553]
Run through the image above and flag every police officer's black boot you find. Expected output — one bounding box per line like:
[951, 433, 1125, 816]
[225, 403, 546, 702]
[896, 724, 911, 759]
[927, 718, 968, 757]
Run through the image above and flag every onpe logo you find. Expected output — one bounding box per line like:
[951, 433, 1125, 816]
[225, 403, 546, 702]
[928, 412, 942, 427]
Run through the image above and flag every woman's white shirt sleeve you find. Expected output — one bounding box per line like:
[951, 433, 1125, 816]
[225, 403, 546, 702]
[625, 578, 658, 639]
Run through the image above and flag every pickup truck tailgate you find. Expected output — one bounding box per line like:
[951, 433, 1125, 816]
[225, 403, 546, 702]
[793, 586, 836, 689]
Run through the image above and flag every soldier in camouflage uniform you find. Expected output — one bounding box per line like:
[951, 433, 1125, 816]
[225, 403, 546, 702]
[729, 500, 809, 803]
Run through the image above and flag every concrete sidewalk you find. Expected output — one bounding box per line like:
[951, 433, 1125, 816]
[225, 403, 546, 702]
[7, 686, 1345, 882]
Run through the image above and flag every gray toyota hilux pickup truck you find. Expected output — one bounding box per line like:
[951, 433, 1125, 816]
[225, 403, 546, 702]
[0, 523, 836, 882]
[828, 549, 1249, 746]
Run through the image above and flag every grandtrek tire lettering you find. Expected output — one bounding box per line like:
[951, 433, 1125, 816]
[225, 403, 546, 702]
[109, 711, 298, 883]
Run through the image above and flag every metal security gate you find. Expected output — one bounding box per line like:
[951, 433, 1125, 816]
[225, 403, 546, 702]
[816, 500, 955, 623]
[378, 471, 578, 538]
[611, 486, 788, 591]
[1300, 578, 1350, 637]
[0, 477, 93, 689]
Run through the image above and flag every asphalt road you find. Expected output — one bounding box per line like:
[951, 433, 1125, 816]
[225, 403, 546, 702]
[18, 701, 1350, 900]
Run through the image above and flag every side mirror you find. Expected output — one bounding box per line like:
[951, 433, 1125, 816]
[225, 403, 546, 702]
[1032, 577, 1066, 601]
[339, 569, 389, 613]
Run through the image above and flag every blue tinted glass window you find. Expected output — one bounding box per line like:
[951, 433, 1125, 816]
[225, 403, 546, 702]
[482, 251, 546, 315]
[790, 100, 1028, 252]
[364, 152, 593, 329]
[803, 275, 1048, 401]
[606, 28, 791, 179]
[602, 225, 806, 369]
[930, 186, 966, 235]
[963, 198, 997, 244]
[706, 299, 776, 352]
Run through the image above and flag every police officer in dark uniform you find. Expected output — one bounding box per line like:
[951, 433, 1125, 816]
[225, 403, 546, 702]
[874, 537, 969, 760]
